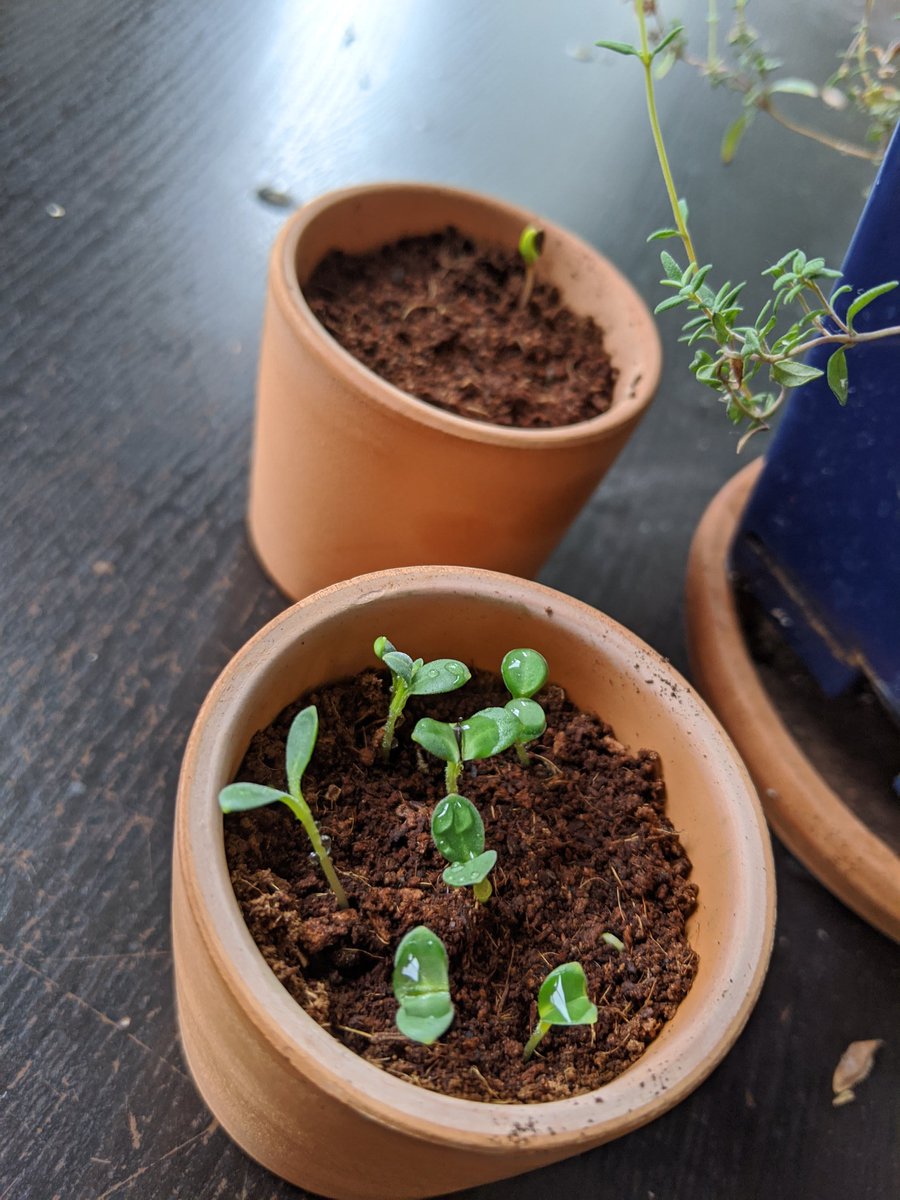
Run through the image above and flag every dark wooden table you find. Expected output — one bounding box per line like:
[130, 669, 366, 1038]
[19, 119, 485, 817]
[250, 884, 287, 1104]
[2, 2, 897, 1197]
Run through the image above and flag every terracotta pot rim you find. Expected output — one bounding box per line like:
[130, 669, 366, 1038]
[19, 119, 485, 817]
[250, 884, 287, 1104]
[272, 180, 663, 448]
[685, 461, 900, 942]
[176, 566, 775, 1154]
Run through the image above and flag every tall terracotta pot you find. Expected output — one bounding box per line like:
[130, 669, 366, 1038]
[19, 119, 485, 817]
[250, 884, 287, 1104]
[248, 183, 662, 600]
[173, 566, 774, 1200]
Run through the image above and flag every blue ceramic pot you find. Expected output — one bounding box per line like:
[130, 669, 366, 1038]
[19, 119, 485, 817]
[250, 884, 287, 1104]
[731, 127, 900, 722]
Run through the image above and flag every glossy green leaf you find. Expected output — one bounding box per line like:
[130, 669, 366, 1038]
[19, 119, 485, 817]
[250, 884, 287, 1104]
[431, 793, 485, 863]
[537, 963, 598, 1027]
[442, 850, 497, 888]
[505, 697, 546, 741]
[286, 705, 318, 799]
[393, 926, 454, 1044]
[460, 708, 521, 760]
[500, 648, 548, 698]
[218, 782, 289, 813]
[408, 658, 471, 696]
[411, 718, 460, 764]
[846, 281, 898, 330]
[826, 348, 849, 405]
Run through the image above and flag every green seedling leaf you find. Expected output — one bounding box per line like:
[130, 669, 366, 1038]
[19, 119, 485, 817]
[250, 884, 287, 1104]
[523, 962, 598, 1061]
[408, 658, 472, 696]
[381, 650, 414, 682]
[286, 705, 318, 799]
[595, 39, 641, 57]
[412, 718, 461, 764]
[826, 348, 849, 405]
[373, 636, 395, 660]
[442, 850, 497, 888]
[538, 962, 598, 1026]
[602, 932, 626, 952]
[460, 707, 521, 760]
[518, 224, 545, 267]
[505, 697, 546, 740]
[431, 793, 485, 863]
[501, 648, 548, 698]
[393, 926, 454, 1044]
[218, 782, 289, 812]
[846, 281, 898, 330]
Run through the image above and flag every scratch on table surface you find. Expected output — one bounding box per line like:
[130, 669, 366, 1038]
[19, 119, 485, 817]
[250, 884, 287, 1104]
[4, 1058, 33, 1090]
[0, 945, 188, 1081]
[95, 1118, 218, 1199]
[128, 1109, 141, 1149]
[45, 949, 171, 964]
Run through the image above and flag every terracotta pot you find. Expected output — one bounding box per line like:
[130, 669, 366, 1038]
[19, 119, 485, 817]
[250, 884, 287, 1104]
[173, 566, 774, 1199]
[248, 183, 662, 600]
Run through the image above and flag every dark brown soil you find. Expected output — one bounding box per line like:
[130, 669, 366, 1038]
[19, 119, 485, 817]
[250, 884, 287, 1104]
[224, 669, 698, 1103]
[305, 227, 618, 428]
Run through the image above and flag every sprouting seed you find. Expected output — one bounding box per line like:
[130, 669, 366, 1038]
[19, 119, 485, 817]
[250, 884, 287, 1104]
[373, 636, 470, 761]
[218, 705, 349, 908]
[522, 962, 598, 1061]
[392, 925, 455, 1044]
[517, 224, 545, 309]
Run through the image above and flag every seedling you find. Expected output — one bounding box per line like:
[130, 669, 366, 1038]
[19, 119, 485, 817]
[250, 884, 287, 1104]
[412, 706, 521, 793]
[522, 962, 598, 1062]
[392, 925, 455, 1044]
[373, 636, 470, 762]
[431, 792, 497, 902]
[517, 224, 545, 309]
[501, 648, 548, 765]
[218, 705, 349, 909]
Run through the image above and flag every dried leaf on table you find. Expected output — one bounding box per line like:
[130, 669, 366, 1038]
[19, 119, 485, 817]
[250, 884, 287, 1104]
[831, 1039, 884, 1106]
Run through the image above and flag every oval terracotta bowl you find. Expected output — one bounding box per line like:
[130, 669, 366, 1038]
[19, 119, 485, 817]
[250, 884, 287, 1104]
[173, 567, 775, 1200]
[248, 182, 662, 600]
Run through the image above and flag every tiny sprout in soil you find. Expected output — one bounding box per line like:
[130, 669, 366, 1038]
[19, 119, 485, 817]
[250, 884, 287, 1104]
[517, 223, 545, 310]
[412, 706, 521, 793]
[373, 636, 470, 762]
[218, 705, 349, 908]
[522, 962, 598, 1062]
[501, 647, 548, 765]
[392, 925, 455, 1044]
[431, 792, 497, 902]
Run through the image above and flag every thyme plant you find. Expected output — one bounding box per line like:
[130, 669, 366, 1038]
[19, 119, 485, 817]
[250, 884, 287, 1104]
[218, 705, 349, 909]
[598, 2, 900, 447]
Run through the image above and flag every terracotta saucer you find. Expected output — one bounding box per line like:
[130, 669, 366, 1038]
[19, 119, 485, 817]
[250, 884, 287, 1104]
[685, 460, 900, 942]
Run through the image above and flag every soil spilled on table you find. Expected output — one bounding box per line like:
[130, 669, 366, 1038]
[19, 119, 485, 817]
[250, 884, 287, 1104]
[305, 227, 618, 429]
[224, 669, 698, 1103]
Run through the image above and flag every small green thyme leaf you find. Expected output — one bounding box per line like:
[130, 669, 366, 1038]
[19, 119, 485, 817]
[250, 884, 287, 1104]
[826, 348, 849, 405]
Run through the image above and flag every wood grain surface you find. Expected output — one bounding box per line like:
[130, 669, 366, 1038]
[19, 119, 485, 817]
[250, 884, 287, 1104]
[1, 2, 897, 1197]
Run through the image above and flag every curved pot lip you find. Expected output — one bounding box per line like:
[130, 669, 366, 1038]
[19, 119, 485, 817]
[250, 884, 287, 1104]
[176, 566, 775, 1154]
[271, 180, 663, 449]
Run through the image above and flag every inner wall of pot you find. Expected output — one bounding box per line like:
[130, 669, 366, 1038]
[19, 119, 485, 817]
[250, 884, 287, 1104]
[289, 184, 652, 411]
[201, 571, 766, 1072]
